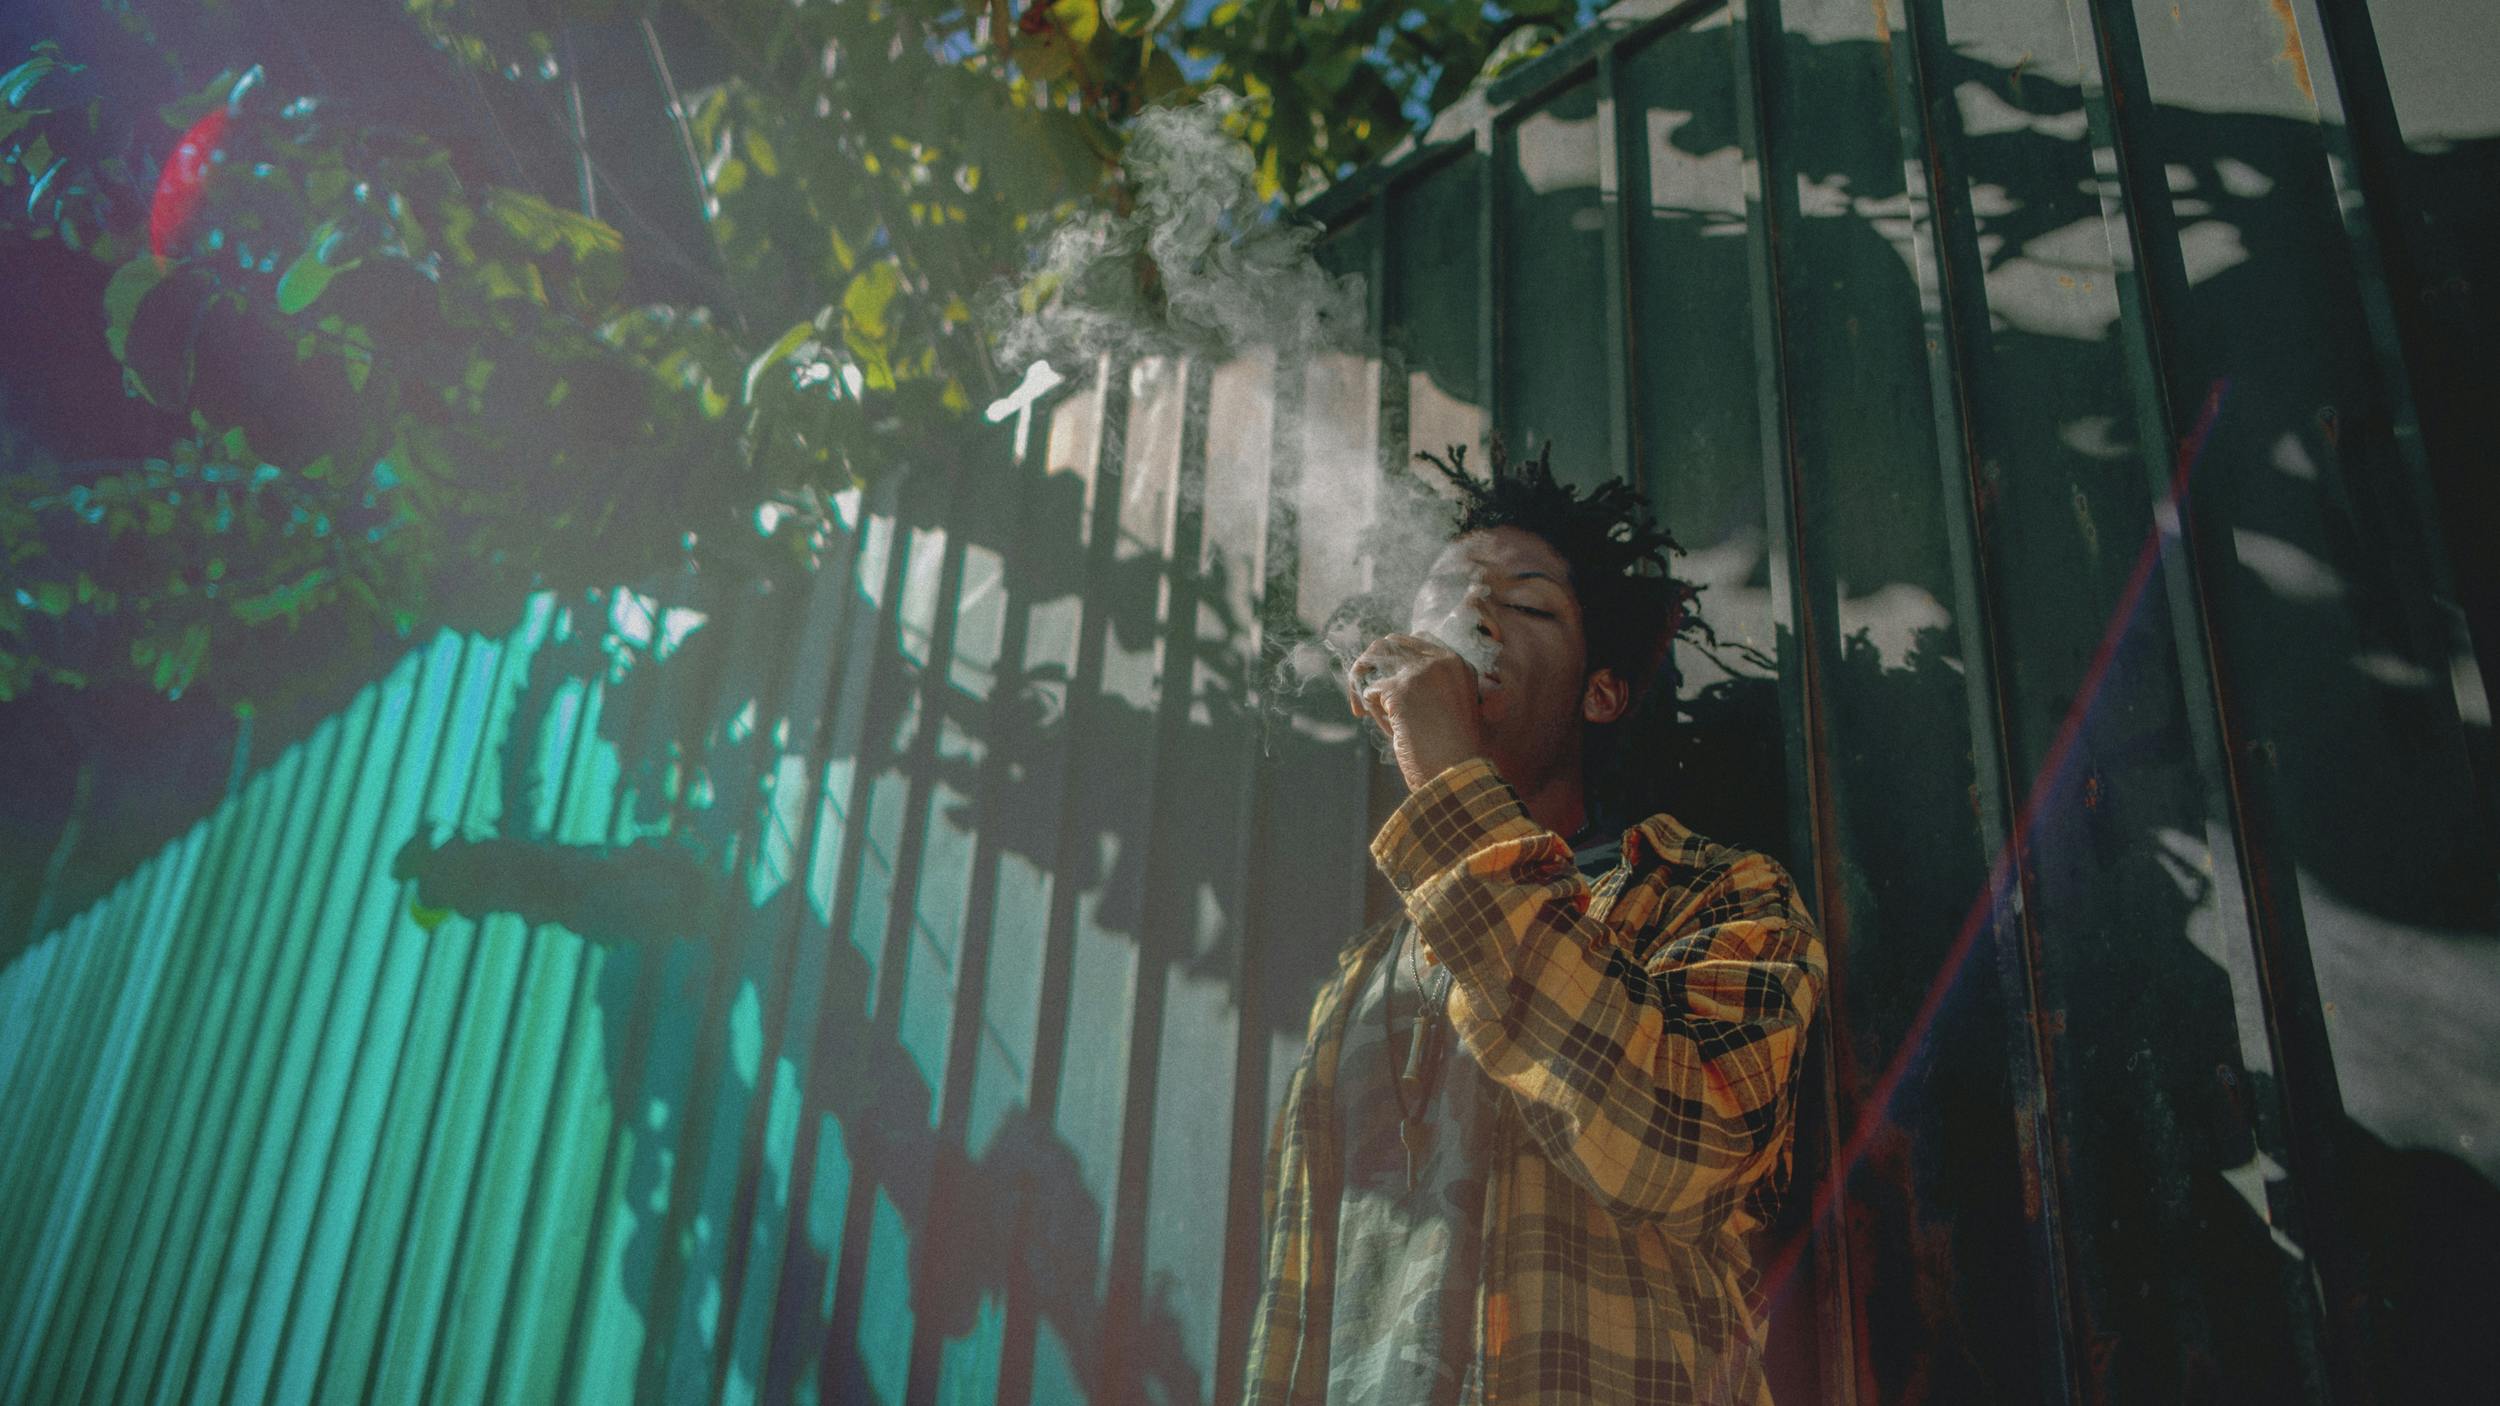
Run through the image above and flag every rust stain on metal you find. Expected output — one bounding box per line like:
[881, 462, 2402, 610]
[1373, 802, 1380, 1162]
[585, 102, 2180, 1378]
[1869, 0, 1893, 48]
[2012, 1105, 2043, 1220]
[2086, 1332, 2122, 1405]
[2267, 0, 2317, 102]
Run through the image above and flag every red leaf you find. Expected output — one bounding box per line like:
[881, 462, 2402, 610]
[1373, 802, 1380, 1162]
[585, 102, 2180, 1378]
[149, 107, 228, 260]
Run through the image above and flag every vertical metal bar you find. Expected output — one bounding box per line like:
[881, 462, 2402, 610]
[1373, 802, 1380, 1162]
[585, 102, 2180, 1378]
[1882, 1, 2088, 1398]
[1092, 355, 1216, 1403]
[2073, 2, 2362, 1397]
[672, 501, 883, 1404]
[741, 479, 917, 1400]
[1357, 197, 1413, 920]
[893, 404, 1056, 1403]
[993, 357, 1133, 1406]
[745, 461, 971, 1406]
[658, 512, 869, 1403]
[1212, 344, 1306, 1406]
[1371, 186, 1408, 490]
[2280, 0, 2491, 784]
[1478, 115, 1504, 445]
[1596, 44, 1639, 487]
[1721, 4, 1861, 1403]
[781, 473, 948, 1403]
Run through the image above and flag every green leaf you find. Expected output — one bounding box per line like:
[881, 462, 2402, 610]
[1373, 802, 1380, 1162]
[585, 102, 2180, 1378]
[1104, 0, 1180, 37]
[305, 161, 351, 210]
[484, 188, 622, 260]
[158, 69, 241, 130]
[744, 319, 817, 404]
[409, 899, 452, 933]
[743, 128, 779, 178]
[0, 48, 70, 109]
[1140, 45, 1189, 104]
[102, 255, 165, 386]
[842, 263, 902, 343]
[277, 220, 360, 314]
[232, 568, 328, 625]
[1013, 0, 1101, 82]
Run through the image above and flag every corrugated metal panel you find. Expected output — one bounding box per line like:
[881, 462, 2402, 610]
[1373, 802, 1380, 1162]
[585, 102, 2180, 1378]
[5, 1, 2494, 1402]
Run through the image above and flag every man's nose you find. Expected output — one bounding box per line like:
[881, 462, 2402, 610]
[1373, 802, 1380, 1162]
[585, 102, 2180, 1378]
[1470, 596, 1502, 646]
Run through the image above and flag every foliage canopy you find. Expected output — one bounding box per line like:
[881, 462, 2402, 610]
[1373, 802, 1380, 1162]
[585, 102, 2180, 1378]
[0, 0, 1585, 711]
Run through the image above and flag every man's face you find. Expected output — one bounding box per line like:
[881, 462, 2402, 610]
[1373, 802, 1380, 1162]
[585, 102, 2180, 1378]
[1409, 526, 1617, 789]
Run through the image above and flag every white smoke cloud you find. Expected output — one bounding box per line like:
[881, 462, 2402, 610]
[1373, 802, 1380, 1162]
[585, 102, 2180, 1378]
[990, 91, 1495, 755]
[989, 91, 1369, 368]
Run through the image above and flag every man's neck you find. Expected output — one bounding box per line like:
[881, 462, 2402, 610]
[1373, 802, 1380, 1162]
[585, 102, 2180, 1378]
[1509, 770, 1588, 843]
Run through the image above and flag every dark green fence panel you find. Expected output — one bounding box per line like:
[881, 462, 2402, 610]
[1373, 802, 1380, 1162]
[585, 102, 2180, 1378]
[1303, 0, 2497, 1401]
[5, 2, 2493, 1403]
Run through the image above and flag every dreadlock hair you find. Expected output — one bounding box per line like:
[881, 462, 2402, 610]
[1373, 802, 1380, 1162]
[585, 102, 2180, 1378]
[1412, 438, 1700, 716]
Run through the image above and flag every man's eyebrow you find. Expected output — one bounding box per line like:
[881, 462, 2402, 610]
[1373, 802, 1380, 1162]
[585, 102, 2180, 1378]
[1426, 565, 1566, 589]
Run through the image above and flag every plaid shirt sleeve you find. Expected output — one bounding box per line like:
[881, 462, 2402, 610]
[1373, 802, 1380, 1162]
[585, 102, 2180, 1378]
[1373, 757, 1825, 1238]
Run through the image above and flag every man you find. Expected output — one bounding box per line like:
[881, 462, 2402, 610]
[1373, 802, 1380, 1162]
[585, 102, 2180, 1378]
[1244, 443, 1828, 1405]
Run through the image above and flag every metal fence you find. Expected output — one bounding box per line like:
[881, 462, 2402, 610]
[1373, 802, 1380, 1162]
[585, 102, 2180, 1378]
[4, 0, 2496, 1403]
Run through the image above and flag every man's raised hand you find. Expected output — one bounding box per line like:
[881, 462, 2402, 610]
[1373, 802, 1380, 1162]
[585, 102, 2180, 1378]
[1347, 632, 1492, 792]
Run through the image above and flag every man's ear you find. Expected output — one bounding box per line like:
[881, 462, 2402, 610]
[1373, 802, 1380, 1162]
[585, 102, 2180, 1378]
[1581, 667, 1632, 726]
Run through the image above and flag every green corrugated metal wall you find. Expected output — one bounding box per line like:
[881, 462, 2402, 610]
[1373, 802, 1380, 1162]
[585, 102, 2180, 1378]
[0, 348, 1387, 1406]
[5, 0, 2495, 1402]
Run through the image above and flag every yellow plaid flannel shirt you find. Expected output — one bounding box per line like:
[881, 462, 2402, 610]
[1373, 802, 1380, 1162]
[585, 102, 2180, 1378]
[1244, 758, 1827, 1405]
